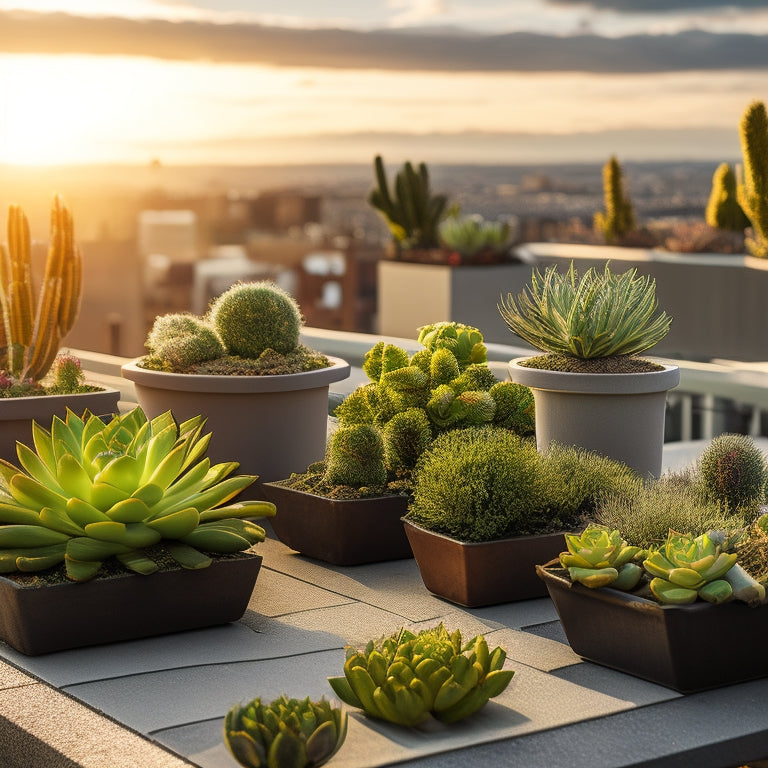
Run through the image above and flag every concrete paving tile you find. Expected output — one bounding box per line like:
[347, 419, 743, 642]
[0, 683, 192, 768]
[0, 619, 339, 688]
[470, 597, 560, 628]
[250, 567, 355, 617]
[520, 619, 569, 645]
[0, 659, 36, 690]
[409, 610, 502, 638]
[483, 627, 583, 672]
[154, 660, 652, 768]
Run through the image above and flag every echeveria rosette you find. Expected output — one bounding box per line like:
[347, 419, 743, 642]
[0, 407, 275, 581]
[560, 525, 643, 590]
[643, 531, 737, 605]
[328, 624, 514, 727]
[224, 695, 347, 768]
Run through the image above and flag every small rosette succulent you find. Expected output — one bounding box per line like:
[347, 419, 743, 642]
[560, 525, 643, 590]
[0, 407, 275, 581]
[328, 624, 514, 727]
[224, 695, 347, 768]
[643, 531, 737, 605]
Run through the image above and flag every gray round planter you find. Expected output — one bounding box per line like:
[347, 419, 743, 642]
[121, 357, 350, 485]
[509, 357, 680, 478]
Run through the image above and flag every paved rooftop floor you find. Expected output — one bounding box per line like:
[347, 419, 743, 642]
[1, 441, 768, 767]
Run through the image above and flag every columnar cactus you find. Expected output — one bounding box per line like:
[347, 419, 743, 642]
[0, 196, 82, 383]
[368, 155, 448, 251]
[738, 99, 768, 258]
[0, 407, 275, 581]
[705, 162, 750, 232]
[643, 531, 737, 604]
[594, 156, 635, 244]
[328, 624, 514, 726]
[559, 525, 643, 590]
[224, 695, 347, 768]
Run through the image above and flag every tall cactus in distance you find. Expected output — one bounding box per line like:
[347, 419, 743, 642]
[368, 155, 448, 252]
[706, 162, 750, 232]
[594, 156, 635, 244]
[738, 100, 768, 258]
[0, 196, 82, 383]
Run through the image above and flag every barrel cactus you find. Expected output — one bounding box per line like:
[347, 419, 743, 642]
[209, 281, 302, 358]
[0, 407, 275, 581]
[643, 531, 737, 605]
[328, 624, 514, 727]
[323, 424, 387, 488]
[145, 313, 225, 370]
[559, 525, 643, 590]
[224, 695, 347, 768]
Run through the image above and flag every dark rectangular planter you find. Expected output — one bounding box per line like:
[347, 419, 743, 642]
[537, 564, 768, 693]
[0, 553, 263, 655]
[262, 483, 412, 566]
[403, 520, 564, 607]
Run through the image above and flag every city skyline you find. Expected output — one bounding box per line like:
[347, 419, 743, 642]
[0, 1, 767, 166]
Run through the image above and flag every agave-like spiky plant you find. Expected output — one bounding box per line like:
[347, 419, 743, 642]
[0, 407, 275, 581]
[498, 262, 672, 360]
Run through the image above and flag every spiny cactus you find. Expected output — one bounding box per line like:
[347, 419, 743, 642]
[705, 162, 750, 232]
[323, 424, 387, 488]
[738, 100, 768, 258]
[209, 281, 302, 358]
[559, 525, 644, 590]
[0, 196, 82, 384]
[328, 624, 514, 727]
[643, 531, 737, 604]
[224, 695, 347, 768]
[698, 433, 768, 512]
[594, 156, 635, 244]
[145, 313, 225, 370]
[368, 155, 448, 251]
[0, 407, 275, 581]
[383, 408, 432, 473]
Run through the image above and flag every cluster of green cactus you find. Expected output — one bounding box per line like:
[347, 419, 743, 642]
[224, 695, 347, 768]
[499, 262, 672, 364]
[0, 196, 82, 385]
[368, 155, 448, 251]
[143, 281, 328, 375]
[559, 525, 644, 590]
[698, 433, 768, 512]
[323, 424, 387, 488]
[594, 155, 635, 244]
[438, 214, 510, 258]
[332, 323, 534, 481]
[705, 162, 750, 232]
[643, 531, 738, 605]
[738, 100, 768, 258]
[0, 407, 275, 581]
[328, 624, 514, 727]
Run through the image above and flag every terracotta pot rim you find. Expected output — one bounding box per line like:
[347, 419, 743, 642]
[264, 481, 407, 504]
[121, 356, 350, 394]
[402, 519, 566, 547]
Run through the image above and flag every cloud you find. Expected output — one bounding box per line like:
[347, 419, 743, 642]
[1, 10, 767, 72]
[547, 0, 767, 11]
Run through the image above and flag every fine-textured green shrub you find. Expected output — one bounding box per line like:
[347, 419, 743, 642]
[698, 433, 768, 512]
[209, 281, 302, 358]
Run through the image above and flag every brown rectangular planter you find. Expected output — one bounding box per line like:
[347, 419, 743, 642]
[403, 520, 564, 607]
[262, 483, 412, 566]
[537, 564, 768, 693]
[0, 553, 263, 655]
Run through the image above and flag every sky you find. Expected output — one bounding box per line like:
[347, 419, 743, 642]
[0, 0, 767, 166]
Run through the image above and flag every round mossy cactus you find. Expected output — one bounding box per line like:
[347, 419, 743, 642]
[699, 433, 768, 511]
[383, 408, 433, 472]
[323, 424, 387, 488]
[145, 313, 225, 370]
[209, 281, 303, 358]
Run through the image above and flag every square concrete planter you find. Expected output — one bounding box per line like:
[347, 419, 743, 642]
[262, 483, 412, 565]
[0, 387, 121, 464]
[403, 520, 564, 607]
[0, 553, 263, 655]
[537, 564, 768, 693]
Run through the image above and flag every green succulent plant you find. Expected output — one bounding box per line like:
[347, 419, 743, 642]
[224, 695, 347, 768]
[559, 525, 644, 590]
[0, 407, 275, 581]
[438, 214, 510, 258]
[499, 262, 672, 365]
[417, 322, 487, 370]
[643, 530, 738, 605]
[328, 624, 514, 727]
[145, 313, 225, 370]
[323, 424, 387, 488]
